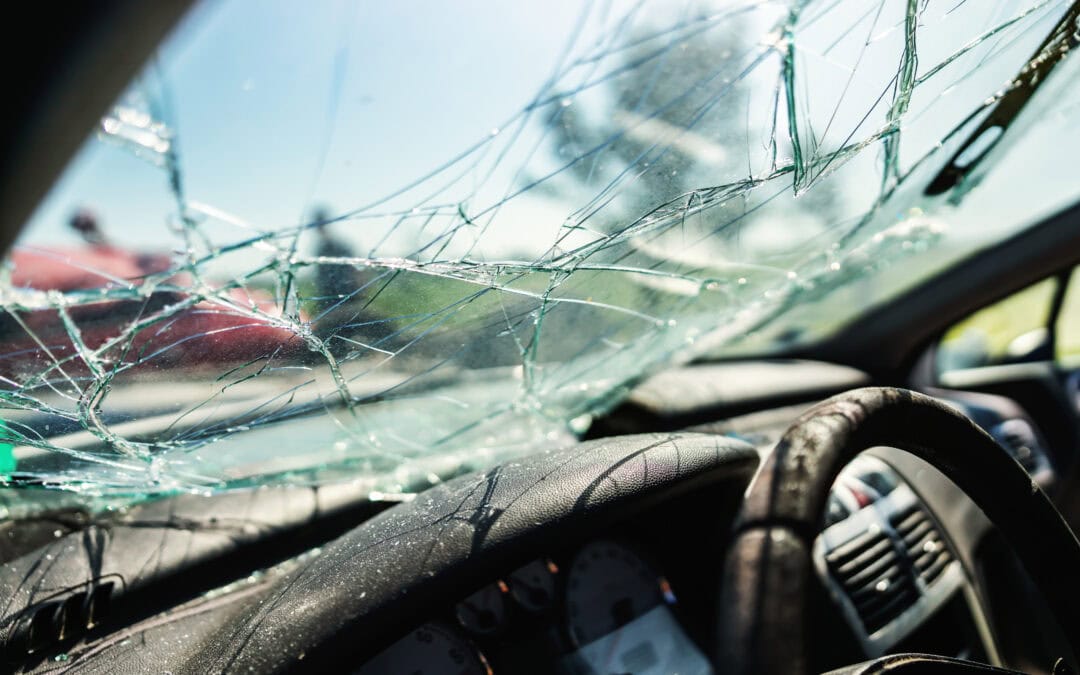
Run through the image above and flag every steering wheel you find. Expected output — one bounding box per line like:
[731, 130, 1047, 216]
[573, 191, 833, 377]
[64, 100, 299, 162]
[718, 387, 1080, 674]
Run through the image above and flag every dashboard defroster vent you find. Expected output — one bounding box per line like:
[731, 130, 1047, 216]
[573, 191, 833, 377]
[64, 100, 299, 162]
[823, 527, 918, 634]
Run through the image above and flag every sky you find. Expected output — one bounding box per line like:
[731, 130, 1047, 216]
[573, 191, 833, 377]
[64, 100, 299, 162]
[16, 0, 1076, 262]
[20, 0, 590, 255]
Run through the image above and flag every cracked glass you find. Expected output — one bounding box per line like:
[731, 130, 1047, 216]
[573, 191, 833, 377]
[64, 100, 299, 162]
[2, 0, 1079, 508]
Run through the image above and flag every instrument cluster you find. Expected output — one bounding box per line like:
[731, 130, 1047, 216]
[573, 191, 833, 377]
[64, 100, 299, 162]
[355, 539, 712, 675]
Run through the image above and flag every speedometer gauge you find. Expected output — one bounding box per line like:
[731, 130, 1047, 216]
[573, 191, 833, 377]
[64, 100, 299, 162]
[564, 540, 665, 647]
[354, 622, 492, 675]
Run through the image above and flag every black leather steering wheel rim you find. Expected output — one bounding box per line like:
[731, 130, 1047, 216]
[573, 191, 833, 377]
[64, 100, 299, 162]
[718, 387, 1080, 674]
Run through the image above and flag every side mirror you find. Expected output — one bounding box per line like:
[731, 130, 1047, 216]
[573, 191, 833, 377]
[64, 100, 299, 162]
[1004, 327, 1052, 363]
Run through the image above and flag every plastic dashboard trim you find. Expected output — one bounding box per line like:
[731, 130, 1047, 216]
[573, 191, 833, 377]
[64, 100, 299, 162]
[48, 432, 758, 674]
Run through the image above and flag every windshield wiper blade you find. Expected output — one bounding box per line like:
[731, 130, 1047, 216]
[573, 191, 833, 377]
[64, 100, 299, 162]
[925, 1, 1080, 195]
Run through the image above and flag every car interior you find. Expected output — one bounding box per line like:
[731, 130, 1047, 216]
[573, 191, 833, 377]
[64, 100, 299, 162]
[2, 2, 1080, 674]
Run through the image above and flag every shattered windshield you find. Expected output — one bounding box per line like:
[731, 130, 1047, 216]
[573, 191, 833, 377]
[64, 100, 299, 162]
[2, 0, 1079, 507]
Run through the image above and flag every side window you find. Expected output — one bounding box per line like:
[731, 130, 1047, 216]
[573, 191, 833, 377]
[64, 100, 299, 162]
[1055, 267, 1080, 368]
[936, 277, 1058, 374]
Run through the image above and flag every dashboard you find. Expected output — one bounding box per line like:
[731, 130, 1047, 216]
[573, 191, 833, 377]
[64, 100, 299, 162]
[347, 389, 1056, 674]
[351, 455, 1002, 674]
[343, 448, 752, 675]
[358, 541, 710, 675]
[0, 365, 1064, 674]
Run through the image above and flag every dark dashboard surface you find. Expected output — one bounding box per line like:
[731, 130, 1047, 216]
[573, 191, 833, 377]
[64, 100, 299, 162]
[12, 433, 758, 673]
[0, 361, 1064, 674]
[352, 456, 998, 675]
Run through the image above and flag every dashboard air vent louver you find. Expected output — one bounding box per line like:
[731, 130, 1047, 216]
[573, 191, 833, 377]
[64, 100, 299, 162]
[6, 580, 114, 659]
[890, 504, 952, 586]
[824, 527, 918, 634]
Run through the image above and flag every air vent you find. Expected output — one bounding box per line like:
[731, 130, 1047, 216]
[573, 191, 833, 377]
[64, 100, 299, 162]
[824, 527, 918, 633]
[6, 580, 114, 658]
[890, 505, 952, 586]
